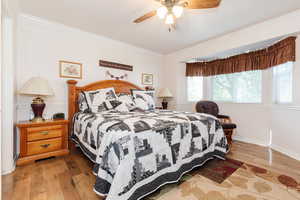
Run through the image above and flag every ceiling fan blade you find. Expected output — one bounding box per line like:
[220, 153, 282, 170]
[133, 10, 157, 23]
[185, 0, 221, 9]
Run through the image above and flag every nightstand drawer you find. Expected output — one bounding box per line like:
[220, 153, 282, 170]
[27, 138, 62, 156]
[27, 128, 62, 141]
[27, 125, 63, 133]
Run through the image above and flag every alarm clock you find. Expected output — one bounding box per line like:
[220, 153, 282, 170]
[52, 113, 65, 120]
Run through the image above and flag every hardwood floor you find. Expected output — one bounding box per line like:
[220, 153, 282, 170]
[3, 141, 300, 200]
[227, 141, 300, 181]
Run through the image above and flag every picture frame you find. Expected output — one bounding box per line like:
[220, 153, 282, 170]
[59, 60, 82, 79]
[142, 73, 153, 85]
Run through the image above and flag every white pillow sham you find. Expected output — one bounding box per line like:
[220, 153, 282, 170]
[131, 90, 155, 111]
[117, 93, 136, 111]
[103, 99, 129, 113]
[82, 87, 117, 113]
[78, 93, 89, 112]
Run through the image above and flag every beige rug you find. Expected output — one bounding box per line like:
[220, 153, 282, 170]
[145, 159, 300, 200]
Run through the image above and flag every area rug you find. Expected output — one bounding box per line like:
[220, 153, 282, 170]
[197, 158, 244, 183]
[145, 157, 300, 200]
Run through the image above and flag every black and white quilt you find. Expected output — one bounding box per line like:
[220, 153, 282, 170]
[72, 109, 228, 200]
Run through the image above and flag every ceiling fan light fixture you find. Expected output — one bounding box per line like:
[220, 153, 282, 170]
[157, 6, 168, 19]
[165, 14, 174, 25]
[172, 5, 183, 18]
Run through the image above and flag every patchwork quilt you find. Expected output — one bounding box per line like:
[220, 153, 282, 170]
[71, 109, 228, 200]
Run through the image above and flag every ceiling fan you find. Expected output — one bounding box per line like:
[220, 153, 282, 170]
[133, 0, 221, 27]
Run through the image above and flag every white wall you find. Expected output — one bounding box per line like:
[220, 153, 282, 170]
[0, 0, 2, 191]
[16, 15, 164, 121]
[163, 9, 300, 160]
[1, 0, 19, 175]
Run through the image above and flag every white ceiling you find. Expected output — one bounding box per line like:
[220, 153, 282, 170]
[20, 0, 300, 54]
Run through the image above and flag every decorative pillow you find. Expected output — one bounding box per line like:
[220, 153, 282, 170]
[78, 93, 89, 112]
[131, 90, 155, 111]
[117, 93, 136, 111]
[103, 100, 129, 113]
[82, 87, 117, 113]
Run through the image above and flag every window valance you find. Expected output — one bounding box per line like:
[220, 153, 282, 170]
[186, 36, 296, 77]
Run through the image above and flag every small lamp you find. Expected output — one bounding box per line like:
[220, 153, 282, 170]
[19, 77, 54, 122]
[158, 88, 173, 109]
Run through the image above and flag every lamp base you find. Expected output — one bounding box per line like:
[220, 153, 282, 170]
[30, 117, 45, 123]
[31, 97, 46, 122]
[162, 101, 168, 110]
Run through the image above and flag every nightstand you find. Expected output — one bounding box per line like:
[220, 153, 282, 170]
[16, 119, 69, 165]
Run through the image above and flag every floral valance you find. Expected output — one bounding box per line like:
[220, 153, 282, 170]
[186, 36, 296, 77]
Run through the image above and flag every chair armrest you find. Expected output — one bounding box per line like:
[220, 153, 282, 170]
[217, 114, 230, 119]
[218, 114, 232, 123]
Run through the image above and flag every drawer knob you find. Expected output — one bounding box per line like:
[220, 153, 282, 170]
[40, 144, 50, 148]
[40, 131, 49, 135]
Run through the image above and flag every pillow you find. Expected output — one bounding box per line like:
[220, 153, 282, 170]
[117, 93, 136, 111]
[103, 99, 129, 113]
[131, 90, 155, 111]
[82, 87, 117, 113]
[78, 93, 89, 112]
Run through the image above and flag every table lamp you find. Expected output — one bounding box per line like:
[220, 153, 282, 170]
[19, 77, 54, 122]
[158, 88, 173, 109]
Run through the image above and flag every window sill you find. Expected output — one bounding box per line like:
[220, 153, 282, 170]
[187, 100, 202, 103]
[213, 101, 263, 105]
[186, 100, 263, 104]
[272, 102, 293, 105]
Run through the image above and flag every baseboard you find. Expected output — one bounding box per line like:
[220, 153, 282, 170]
[271, 144, 300, 161]
[2, 165, 16, 175]
[2, 155, 18, 175]
[233, 135, 268, 147]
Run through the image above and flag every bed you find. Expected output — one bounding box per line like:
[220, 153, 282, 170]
[67, 79, 229, 200]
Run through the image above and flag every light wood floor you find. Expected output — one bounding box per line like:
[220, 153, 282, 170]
[3, 141, 300, 200]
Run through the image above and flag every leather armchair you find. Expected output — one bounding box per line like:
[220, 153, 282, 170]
[195, 101, 236, 146]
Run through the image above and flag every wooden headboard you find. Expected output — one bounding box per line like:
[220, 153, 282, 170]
[67, 79, 143, 123]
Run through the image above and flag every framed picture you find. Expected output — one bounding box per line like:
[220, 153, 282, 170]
[59, 60, 82, 79]
[142, 73, 153, 85]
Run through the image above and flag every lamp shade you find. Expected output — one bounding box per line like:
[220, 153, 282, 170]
[19, 77, 54, 96]
[158, 88, 173, 98]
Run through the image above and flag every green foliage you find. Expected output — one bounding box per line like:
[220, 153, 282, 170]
[212, 70, 262, 103]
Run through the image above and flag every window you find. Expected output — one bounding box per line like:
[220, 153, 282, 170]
[212, 70, 262, 103]
[273, 62, 293, 103]
[187, 77, 203, 101]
